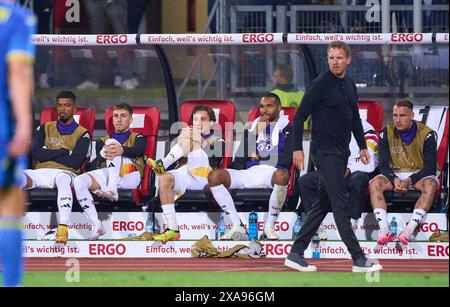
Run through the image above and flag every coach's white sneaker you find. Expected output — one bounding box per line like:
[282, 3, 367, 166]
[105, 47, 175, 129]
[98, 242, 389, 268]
[284, 252, 317, 272]
[263, 225, 279, 240]
[220, 225, 247, 240]
[352, 256, 383, 273]
[89, 223, 106, 241]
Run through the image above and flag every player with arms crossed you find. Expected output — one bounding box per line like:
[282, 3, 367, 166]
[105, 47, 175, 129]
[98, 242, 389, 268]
[22, 91, 91, 245]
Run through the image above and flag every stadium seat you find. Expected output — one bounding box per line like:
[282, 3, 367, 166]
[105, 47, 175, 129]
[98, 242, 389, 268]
[384, 106, 449, 204]
[104, 106, 160, 205]
[173, 100, 236, 207]
[27, 107, 96, 207]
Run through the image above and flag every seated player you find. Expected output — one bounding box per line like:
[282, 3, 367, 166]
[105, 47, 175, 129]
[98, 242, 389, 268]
[147, 105, 225, 243]
[369, 99, 438, 245]
[299, 119, 379, 232]
[21, 91, 91, 244]
[208, 93, 293, 240]
[73, 103, 147, 240]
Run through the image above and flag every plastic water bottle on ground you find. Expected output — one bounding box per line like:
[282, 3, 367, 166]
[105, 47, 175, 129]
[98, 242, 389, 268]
[312, 233, 321, 259]
[217, 213, 226, 240]
[248, 211, 258, 240]
[145, 214, 154, 233]
[292, 212, 302, 239]
[390, 216, 398, 237]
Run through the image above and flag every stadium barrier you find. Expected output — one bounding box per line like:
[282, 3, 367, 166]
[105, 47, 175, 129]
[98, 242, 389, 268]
[23, 240, 449, 259]
[24, 212, 447, 242]
[32, 32, 448, 46]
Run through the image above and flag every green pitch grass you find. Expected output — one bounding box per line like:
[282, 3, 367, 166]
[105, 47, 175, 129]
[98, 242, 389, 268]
[2, 271, 447, 287]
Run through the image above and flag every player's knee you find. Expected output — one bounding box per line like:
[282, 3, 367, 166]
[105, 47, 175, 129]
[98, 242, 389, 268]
[208, 169, 225, 187]
[369, 177, 384, 194]
[105, 138, 120, 146]
[55, 172, 72, 188]
[273, 169, 289, 186]
[73, 175, 87, 191]
[159, 173, 174, 189]
[421, 179, 438, 197]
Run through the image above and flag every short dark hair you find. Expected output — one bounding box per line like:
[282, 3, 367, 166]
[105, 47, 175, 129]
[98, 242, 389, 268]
[262, 92, 281, 105]
[56, 90, 76, 102]
[191, 105, 216, 122]
[113, 103, 133, 115]
[327, 41, 351, 58]
[394, 98, 414, 110]
[273, 63, 293, 83]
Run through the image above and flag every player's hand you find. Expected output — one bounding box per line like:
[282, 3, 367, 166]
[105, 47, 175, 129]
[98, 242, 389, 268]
[359, 149, 370, 165]
[192, 123, 202, 146]
[105, 143, 123, 159]
[8, 128, 31, 157]
[256, 115, 270, 134]
[293, 150, 305, 171]
[179, 126, 192, 140]
[393, 177, 407, 193]
[250, 152, 259, 161]
[398, 177, 412, 191]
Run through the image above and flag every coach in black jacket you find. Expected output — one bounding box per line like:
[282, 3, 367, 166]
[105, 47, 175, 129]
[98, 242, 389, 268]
[285, 41, 382, 273]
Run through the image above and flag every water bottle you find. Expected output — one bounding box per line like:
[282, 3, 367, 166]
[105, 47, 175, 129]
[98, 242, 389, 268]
[248, 211, 258, 240]
[145, 213, 154, 233]
[390, 217, 398, 236]
[292, 212, 302, 239]
[216, 213, 226, 240]
[312, 233, 321, 259]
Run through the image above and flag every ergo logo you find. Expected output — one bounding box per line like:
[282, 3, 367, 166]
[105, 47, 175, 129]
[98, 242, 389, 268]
[96, 35, 128, 44]
[242, 33, 275, 43]
[112, 221, 145, 232]
[391, 33, 423, 42]
[89, 244, 126, 255]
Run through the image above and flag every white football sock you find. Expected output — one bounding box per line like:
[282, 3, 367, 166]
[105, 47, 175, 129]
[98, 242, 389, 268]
[266, 184, 288, 227]
[161, 143, 185, 169]
[374, 208, 389, 231]
[106, 156, 122, 189]
[73, 174, 101, 227]
[161, 204, 178, 231]
[406, 209, 427, 233]
[210, 184, 241, 227]
[55, 173, 73, 226]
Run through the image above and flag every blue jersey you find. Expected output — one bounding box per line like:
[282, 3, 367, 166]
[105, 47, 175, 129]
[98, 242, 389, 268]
[0, 2, 36, 187]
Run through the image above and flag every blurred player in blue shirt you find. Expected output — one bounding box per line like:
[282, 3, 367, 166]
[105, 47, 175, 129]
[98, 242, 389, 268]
[0, 0, 36, 287]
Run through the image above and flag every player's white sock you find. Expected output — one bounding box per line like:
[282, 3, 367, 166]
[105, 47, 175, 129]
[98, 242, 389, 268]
[73, 174, 101, 227]
[406, 209, 427, 234]
[55, 173, 73, 226]
[210, 184, 241, 227]
[374, 208, 389, 232]
[161, 204, 178, 231]
[106, 156, 122, 189]
[161, 143, 184, 169]
[266, 184, 288, 227]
